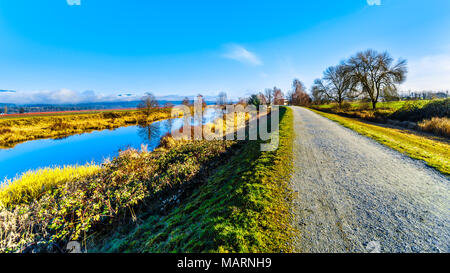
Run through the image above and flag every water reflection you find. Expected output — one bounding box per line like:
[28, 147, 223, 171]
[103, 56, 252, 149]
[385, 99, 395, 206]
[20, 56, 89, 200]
[138, 123, 161, 145]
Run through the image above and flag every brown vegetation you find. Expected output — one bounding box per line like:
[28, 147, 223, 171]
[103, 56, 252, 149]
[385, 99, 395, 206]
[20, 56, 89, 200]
[418, 117, 450, 137]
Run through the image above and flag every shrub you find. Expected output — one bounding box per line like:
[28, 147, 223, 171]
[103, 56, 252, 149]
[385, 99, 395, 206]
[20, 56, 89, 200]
[101, 112, 121, 119]
[418, 117, 450, 137]
[391, 99, 449, 122]
[358, 102, 371, 111]
[49, 119, 71, 130]
[0, 128, 12, 135]
[341, 102, 352, 110]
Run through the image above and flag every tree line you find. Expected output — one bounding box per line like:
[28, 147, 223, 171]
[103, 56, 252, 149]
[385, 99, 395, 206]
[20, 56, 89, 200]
[245, 49, 407, 110]
[137, 49, 407, 113]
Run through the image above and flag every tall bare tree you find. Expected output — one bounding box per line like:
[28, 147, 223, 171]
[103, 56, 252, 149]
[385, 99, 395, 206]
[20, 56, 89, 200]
[312, 64, 356, 107]
[311, 85, 327, 105]
[216, 92, 228, 106]
[289, 79, 311, 106]
[257, 92, 268, 105]
[138, 92, 159, 118]
[348, 49, 407, 109]
[272, 87, 285, 105]
[264, 88, 273, 105]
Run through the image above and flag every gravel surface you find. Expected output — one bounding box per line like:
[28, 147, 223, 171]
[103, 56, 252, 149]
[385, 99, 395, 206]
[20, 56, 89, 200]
[290, 107, 450, 253]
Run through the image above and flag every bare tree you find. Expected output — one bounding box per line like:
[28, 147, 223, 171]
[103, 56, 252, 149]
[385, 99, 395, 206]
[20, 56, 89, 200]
[182, 97, 191, 106]
[272, 87, 285, 105]
[348, 49, 407, 109]
[216, 92, 228, 106]
[264, 88, 273, 105]
[138, 92, 159, 118]
[258, 92, 268, 105]
[311, 85, 328, 105]
[289, 79, 311, 106]
[237, 97, 247, 106]
[312, 64, 356, 107]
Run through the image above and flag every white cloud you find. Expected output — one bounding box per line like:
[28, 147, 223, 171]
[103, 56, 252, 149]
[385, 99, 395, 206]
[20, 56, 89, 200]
[222, 44, 263, 66]
[0, 89, 139, 104]
[401, 54, 450, 91]
[367, 0, 381, 6]
[67, 0, 81, 6]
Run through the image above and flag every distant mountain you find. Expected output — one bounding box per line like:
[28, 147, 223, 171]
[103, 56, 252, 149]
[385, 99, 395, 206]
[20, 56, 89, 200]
[156, 95, 218, 102]
[0, 98, 218, 114]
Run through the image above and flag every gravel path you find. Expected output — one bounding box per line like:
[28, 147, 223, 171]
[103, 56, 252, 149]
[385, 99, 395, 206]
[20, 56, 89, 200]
[290, 106, 450, 253]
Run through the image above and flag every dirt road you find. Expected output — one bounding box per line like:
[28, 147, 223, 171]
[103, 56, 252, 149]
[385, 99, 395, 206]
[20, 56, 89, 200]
[290, 107, 450, 253]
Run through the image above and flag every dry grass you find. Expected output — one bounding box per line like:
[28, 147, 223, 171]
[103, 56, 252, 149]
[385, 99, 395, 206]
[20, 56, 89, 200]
[0, 165, 100, 208]
[418, 117, 450, 137]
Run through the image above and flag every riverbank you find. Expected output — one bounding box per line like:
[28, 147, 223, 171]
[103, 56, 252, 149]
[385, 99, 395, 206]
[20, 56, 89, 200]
[0, 108, 172, 148]
[0, 107, 295, 253]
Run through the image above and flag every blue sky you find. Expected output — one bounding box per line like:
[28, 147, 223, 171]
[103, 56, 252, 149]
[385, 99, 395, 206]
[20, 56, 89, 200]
[0, 0, 449, 103]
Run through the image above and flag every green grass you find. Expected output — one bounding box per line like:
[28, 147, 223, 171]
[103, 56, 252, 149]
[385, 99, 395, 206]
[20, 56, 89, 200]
[310, 108, 450, 175]
[90, 107, 295, 253]
[314, 100, 431, 111]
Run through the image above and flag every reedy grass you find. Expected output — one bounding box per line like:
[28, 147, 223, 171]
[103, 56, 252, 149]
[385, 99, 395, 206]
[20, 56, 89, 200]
[0, 165, 100, 208]
[418, 117, 450, 137]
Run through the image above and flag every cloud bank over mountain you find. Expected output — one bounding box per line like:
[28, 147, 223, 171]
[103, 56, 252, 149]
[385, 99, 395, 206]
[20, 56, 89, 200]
[0, 89, 139, 104]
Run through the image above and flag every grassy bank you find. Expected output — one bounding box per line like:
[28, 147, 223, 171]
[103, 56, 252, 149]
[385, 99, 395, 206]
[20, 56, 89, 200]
[313, 100, 431, 111]
[0, 107, 295, 253]
[310, 108, 450, 176]
[0, 109, 172, 148]
[91, 107, 295, 253]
